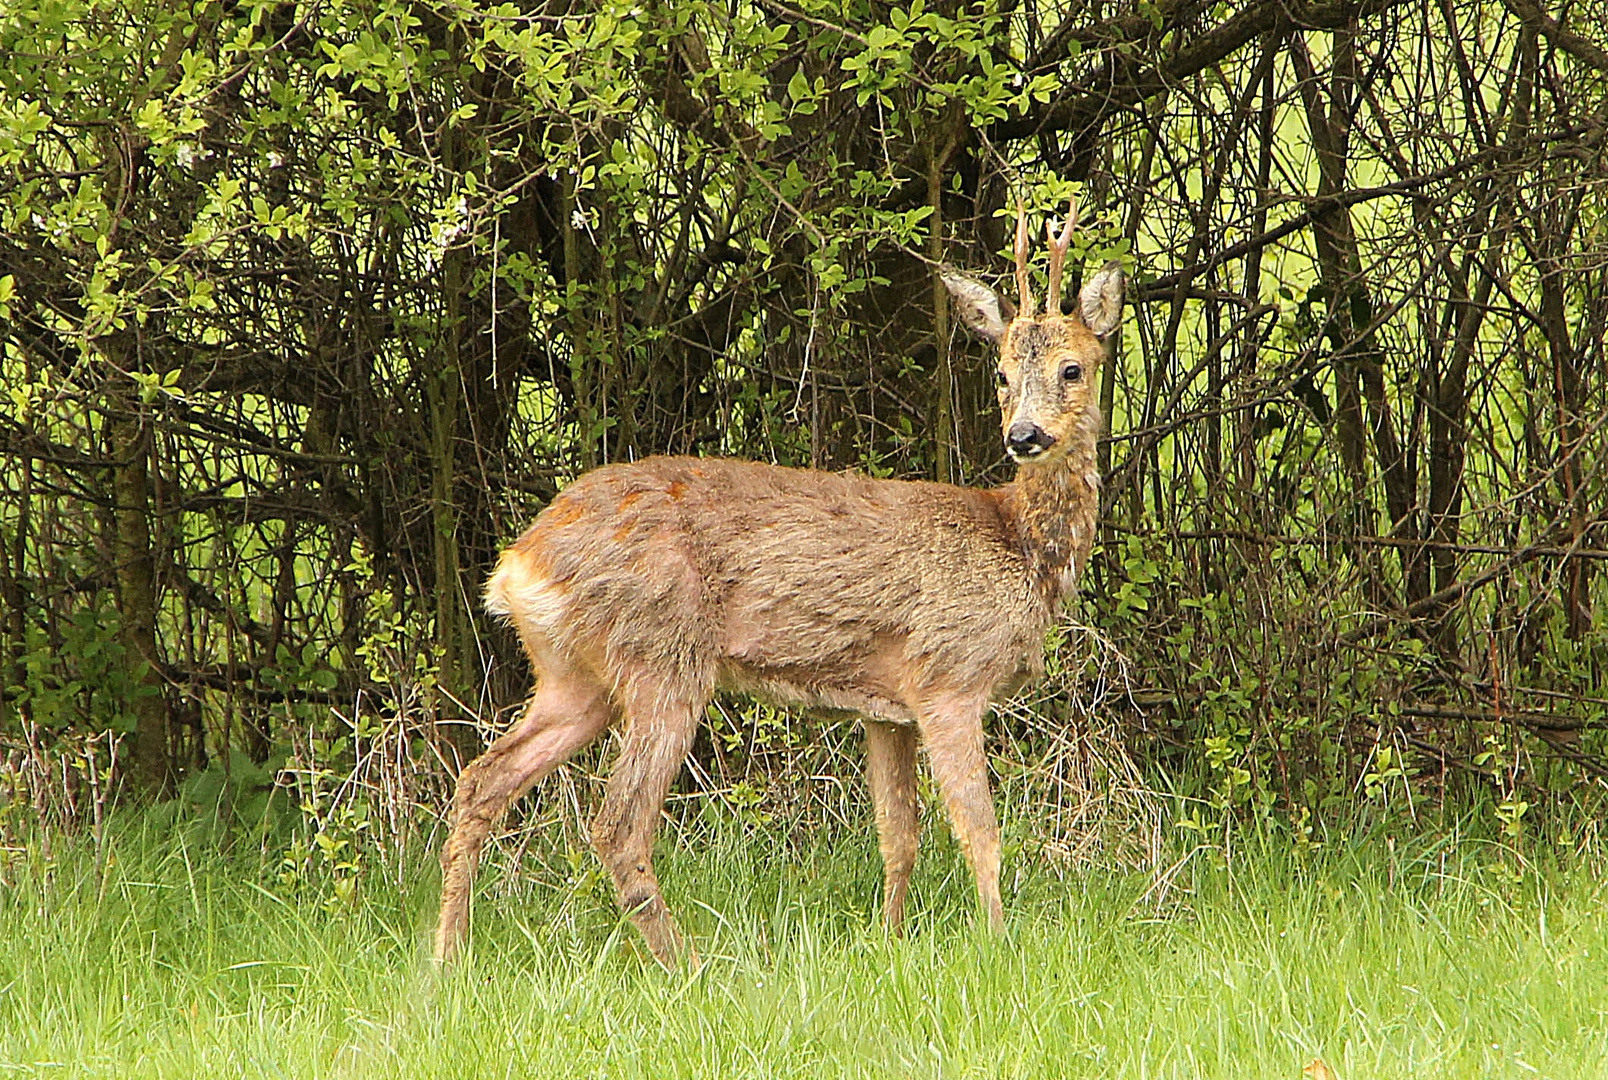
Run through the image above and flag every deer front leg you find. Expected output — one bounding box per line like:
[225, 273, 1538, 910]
[864, 720, 920, 933]
[435, 676, 611, 963]
[915, 703, 1004, 932]
[591, 697, 701, 969]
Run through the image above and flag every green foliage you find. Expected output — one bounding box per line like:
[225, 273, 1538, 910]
[9, 606, 155, 736]
[2, 0, 1605, 847]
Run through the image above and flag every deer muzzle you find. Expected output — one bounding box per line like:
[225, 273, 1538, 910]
[1005, 421, 1056, 461]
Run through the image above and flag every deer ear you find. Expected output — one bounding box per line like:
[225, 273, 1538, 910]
[941, 268, 1012, 342]
[1078, 260, 1125, 338]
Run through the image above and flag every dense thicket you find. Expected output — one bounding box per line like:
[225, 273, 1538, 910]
[2, 0, 1604, 844]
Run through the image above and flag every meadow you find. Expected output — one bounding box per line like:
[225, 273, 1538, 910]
[3, 814, 1605, 1079]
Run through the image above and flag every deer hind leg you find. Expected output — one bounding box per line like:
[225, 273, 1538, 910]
[590, 685, 703, 969]
[864, 720, 920, 933]
[915, 703, 1004, 932]
[434, 669, 611, 962]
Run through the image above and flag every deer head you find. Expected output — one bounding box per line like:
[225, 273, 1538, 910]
[942, 197, 1124, 465]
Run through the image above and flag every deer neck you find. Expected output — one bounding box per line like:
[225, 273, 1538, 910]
[1005, 434, 1100, 603]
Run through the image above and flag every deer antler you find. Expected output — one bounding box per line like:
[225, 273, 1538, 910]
[1013, 198, 1035, 320]
[1044, 195, 1079, 316]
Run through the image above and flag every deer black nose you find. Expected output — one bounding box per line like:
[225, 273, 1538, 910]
[1006, 421, 1056, 459]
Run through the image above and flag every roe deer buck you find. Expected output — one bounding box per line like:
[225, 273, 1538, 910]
[434, 198, 1124, 966]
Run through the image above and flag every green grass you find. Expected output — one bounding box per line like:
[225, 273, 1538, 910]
[2, 818, 1606, 1079]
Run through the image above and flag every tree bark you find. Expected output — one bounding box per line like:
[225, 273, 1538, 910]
[106, 387, 172, 793]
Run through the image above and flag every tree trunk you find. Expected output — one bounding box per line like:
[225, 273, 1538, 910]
[106, 388, 172, 794]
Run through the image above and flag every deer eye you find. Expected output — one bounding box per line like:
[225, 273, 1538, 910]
[995, 369, 1009, 389]
[1062, 363, 1084, 383]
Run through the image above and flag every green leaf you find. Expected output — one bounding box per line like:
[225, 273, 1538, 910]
[786, 68, 810, 103]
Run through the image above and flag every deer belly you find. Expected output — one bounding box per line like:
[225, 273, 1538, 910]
[717, 620, 916, 723]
